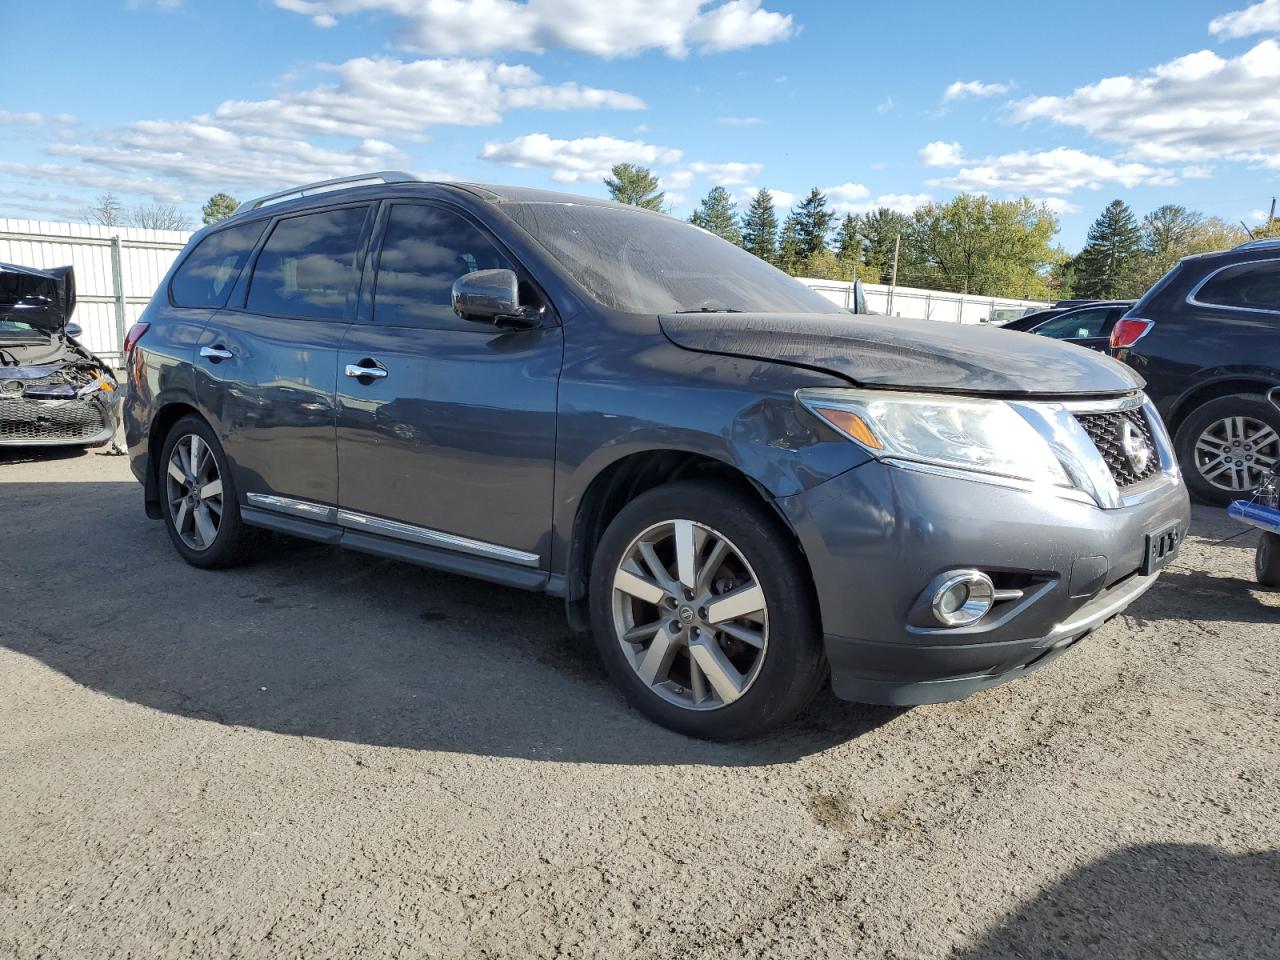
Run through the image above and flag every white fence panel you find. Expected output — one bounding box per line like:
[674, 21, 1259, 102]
[0, 218, 192, 360]
[797, 277, 1048, 324]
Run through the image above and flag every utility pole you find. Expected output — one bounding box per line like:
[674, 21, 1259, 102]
[888, 233, 901, 316]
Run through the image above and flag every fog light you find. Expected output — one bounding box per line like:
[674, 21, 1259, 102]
[930, 570, 995, 627]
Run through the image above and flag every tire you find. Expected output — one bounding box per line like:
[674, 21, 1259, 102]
[1174, 393, 1280, 506]
[158, 414, 262, 569]
[1258, 533, 1280, 588]
[588, 479, 825, 740]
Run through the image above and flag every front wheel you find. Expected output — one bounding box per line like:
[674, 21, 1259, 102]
[588, 480, 825, 740]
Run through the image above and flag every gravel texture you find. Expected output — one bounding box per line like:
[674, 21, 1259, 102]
[1, 445, 1277, 959]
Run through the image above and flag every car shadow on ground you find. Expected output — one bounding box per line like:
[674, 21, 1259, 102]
[0, 479, 902, 766]
[957, 843, 1280, 959]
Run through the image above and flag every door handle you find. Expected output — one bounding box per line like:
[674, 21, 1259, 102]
[200, 345, 234, 362]
[345, 361, 388, 381]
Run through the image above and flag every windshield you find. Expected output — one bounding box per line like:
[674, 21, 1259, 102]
[502, 202, 843, 315]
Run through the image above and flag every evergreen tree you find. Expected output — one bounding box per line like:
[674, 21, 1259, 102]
[858, 207, 910, 280]
[603, 163, 664, 210]
[1075, 199, 1143, 299]
[834, 214, 861, 266]
[777, 211, 803, 275]
[794, 188, 835, 260]
[740, 188, 779, 264]
[202, 192, 240, 225]
[689, 186, 742, 244]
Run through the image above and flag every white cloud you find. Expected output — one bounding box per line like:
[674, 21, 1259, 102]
[0, 111, 78, 126]
[683, 160, 762, 185]
[1033, 196, 1082, 215]
[731, 187, 796, 209]
[876, 96, 894, 114]
[1013, 39, 1280, 166]
[943, 80, 1010, 102]
[1209, 0, 1280, 38]
[214, 57, 643, 140]
[926, 147, 1167, 194]
[719, 115, 765, 126]
[821, 181, 871, 213]
[275, 0, 794, 57]
[853, 193, 932, 215]
[480, 133, 682, 183]
[919, 140, 965, 166]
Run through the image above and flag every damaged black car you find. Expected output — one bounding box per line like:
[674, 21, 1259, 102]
[0, 262, 122, 448]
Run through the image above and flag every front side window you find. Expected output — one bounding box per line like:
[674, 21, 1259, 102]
[246, 206, 371, 320]
[503, 202, 841, 315]
[170, 219, 267, 309]
[1035, 307, 1110, 340]
[374, 204, 514, 330]
[1196, 260, 1280, 312]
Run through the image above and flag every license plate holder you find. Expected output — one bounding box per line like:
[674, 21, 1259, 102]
[1142, 521, 1182, 575]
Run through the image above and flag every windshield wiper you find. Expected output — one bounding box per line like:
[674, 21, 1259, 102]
[673, 307, 745, 313]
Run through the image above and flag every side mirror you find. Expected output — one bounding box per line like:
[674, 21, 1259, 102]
[852, 279, 867, 314]
[65, 322, 82, 338]
[451, 269, 537, 328]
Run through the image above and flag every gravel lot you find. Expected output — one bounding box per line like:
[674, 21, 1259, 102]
[1, 445, 1278, 959]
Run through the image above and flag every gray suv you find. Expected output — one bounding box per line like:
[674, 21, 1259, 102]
[124, 173, 1190, 739]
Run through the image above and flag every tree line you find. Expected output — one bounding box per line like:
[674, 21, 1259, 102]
[603, 162, 1280, 302]
[81, 191, 240, 230]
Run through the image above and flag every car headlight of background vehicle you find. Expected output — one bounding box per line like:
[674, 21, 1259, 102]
[797, 388, 1075, 489]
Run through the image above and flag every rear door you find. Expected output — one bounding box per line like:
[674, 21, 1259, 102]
[334, 200, 562, 565]
[194, 203, 374, 508]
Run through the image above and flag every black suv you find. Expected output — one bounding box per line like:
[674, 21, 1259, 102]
[1114, 238, 1280, 505]
[123, 173, 1188, 739]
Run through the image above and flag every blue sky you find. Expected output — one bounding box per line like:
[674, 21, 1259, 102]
[3, 0, 1279, 248]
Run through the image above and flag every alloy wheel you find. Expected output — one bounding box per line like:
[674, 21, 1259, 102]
[1193, 416, 1279, 494]
[165, 433, 224, 550]
[611, 519, 768, 711]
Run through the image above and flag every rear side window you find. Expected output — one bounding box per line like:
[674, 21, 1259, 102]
[1195, 260, 1280, 312]
[373, 204, 514, 330]
[169, 220, 267, 308]
[246, 206, 371, 321]
[1035, 307, 1110, 339]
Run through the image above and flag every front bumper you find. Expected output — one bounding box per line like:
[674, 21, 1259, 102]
[0, 391, 122, 447]
[778, 459, 1189, 705]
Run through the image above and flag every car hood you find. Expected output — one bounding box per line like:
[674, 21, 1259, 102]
[659, 311, 1144, 397]
[0, 262, 76, 334]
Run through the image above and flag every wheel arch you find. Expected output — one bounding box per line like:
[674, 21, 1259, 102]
[560, 448, 816, 632]
[1168, 374, 1280, 437]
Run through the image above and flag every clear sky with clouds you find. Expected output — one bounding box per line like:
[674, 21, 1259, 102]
[3, 0, 1279, 248]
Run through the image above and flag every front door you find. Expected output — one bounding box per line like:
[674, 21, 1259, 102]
[335, 201, 562, 565]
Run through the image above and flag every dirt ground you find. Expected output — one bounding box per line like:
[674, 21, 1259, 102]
[1, 444, 1277, 959]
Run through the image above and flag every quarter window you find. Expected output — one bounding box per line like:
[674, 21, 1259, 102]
[1196, 260, 1280, 312]
[246, 206, 371, 321]
[170, 220, 267, 308]
[373, 204, 514, 330]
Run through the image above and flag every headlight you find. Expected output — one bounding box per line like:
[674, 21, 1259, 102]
[797, 387, 1072, 488]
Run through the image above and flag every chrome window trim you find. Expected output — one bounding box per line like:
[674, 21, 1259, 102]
[245, 493, 539, 567]
[1184, 256, 1280, 317]
[246, 492, 338, 522]
[336, 509, 540, 567]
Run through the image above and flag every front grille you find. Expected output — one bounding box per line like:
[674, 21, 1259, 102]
[0, 398, 106, 442]
[1075, 408, 1161, 488]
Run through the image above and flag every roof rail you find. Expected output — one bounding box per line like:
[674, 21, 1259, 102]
[1234, 237, 1280, 252]
[236, 171, 420, 213]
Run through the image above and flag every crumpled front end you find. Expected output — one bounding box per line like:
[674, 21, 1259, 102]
[0, 362, 122, 446]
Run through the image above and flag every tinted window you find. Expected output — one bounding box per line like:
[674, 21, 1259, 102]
[1034, 307, 1111, 340]
[246, 206, 370, 320]
[374, 204, 514, 329]
[503, 202, 840, 315]
[170, 220, 267, 308]
[1196, 260, 1280, 312]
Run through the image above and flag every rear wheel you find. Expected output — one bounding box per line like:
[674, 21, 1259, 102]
[588, 480, 824, 740]
[1258, 533, 1280, 588]
[159, 415, 261, 569]
[1175, 394, 1280, 506]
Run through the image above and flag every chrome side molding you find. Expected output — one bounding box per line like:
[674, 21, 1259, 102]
[246, 492, 539, 567]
